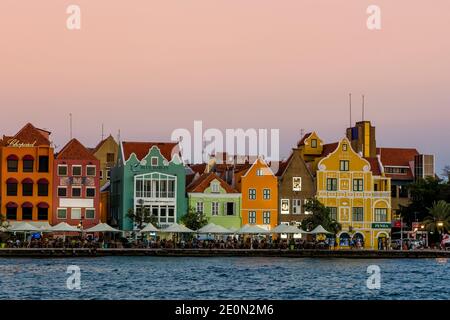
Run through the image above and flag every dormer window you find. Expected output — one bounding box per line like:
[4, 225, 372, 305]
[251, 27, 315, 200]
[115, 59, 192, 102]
[343, 144, 348, 151]
[211, 182, 220, 193]
[256, 169, 263, 176]
[151, 157, 158, 166]
[311, 139, 317, 148]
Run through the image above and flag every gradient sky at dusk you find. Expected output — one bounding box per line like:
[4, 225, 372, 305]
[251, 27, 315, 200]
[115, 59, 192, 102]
[1, 1, 449, 173]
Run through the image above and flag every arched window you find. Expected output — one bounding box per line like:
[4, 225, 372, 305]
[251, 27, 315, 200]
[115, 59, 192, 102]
[6, 178, 18, 196]
[21, 202, 33, 220]
[6, 202, 18, 220]
[37, 202, 49, 221]
[7, 155, 18, 172]
[22, 155, 34, 172]
[37, 178, 49, 197]
[339, 233, 351, 246]
[21, 178, 33, 196]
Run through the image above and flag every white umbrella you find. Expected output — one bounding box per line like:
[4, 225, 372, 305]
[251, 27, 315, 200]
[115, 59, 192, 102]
[309, 225, 333, 234]
[8, 222, 40, 232]
[237, 224, 270, 234]
[162, 223, 195, 233]
[271, 224, 304, 234]
[140, 222, 159, 233]
[197, 223, 233, 234]
[85, 223, 122, 233]
[48, 222, 80, 233]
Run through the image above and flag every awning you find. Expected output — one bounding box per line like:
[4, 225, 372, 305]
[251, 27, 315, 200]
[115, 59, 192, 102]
[37, 202, 49, 209]
[6, 178, 18, 184]
[7, 155, 19, 161]
[21, 178, 33, 184]
[23, 155, 34, 160]
[21, 202, 33, 208]
[37, 178, 49, 184]
[6, 202, 18, 208]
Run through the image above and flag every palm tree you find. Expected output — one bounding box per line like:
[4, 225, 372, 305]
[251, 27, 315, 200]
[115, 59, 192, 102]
[423, 200, 450, 234]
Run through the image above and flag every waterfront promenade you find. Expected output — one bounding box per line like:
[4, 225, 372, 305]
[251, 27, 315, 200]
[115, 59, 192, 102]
[0, 248, 448, 258]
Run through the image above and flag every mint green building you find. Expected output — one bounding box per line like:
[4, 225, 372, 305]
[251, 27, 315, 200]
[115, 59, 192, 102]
[187, 172, 241, 230]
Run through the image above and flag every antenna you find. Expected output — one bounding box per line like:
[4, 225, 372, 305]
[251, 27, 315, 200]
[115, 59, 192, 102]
[101, 123, 104, 140]
[349, 93, 352, 127]
[117, 129, 121, 143]
[362, 94, 365, 121]
[69, 113, 73, 139]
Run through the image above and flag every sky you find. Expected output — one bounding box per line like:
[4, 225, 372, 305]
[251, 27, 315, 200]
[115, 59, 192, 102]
[0, 1, 449, 174]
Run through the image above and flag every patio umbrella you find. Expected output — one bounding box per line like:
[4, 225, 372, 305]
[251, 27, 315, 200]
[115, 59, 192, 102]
[47, 222, 80, 233]
[271, 224, 303, 234]
[140, 223, 159, 233]
[309, 225, 333, 234]
[237, 224, 270, 235]
[8, 222, 40, 232]
[85, 223, 122, 233]
[197, 223, 233, 234]
[162, 223, 195, 233]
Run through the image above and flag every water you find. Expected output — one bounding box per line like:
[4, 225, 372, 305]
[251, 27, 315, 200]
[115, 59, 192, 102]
[0, 257, 448, 300]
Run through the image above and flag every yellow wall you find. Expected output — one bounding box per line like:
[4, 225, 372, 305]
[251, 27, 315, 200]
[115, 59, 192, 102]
[93, 136, 118, 187]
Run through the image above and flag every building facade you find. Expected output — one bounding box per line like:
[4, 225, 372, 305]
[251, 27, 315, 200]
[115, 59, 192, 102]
[276, 148, 316, 225]
[91, 135, 119, 188]
[110, 142, 187, 231]
[241, 157, 278, 230]
[0, 123, 54, 224]
[52, 139, 100, 228]
[187, 172, 242, 230]
[316, 137, 392, 249]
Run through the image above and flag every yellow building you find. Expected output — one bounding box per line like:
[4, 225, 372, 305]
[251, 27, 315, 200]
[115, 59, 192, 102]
[316, 137, 391, 249]
[91, 135, 118, 188]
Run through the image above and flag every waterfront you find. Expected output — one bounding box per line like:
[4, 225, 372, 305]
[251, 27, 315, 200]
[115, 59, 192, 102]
[0, 257, 448, 300]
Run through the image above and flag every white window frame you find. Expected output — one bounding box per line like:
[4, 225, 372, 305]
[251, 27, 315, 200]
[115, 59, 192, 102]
[248, 211, 256, 224]
[99, 170, 103, 179]
[106, 169, 111, 180]
[211, 202, 219, 216]
[151, 157, 159, 166]
[72, 165, 82, 177]
[86, 187, 96, 198]
[263, 188, 271, 200]
[248, 188, 256, 200]
[211, 182, 220, 193]
[85, 208, 95, 220]
[256, 169, 263, 176]
[72, 186, 82, 198]
[71, 208, 82, 220]
[86, 165, 97, 177]
[57, 208, 67, 219]
[196, 202, 203, 214]
[262, 211, 271, 225]
[58, 164, 68, 176]
[292, 199, 302, 215]
[57, 186, 68, 197]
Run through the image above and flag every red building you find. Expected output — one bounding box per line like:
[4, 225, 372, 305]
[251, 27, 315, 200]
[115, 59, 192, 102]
[52, 139, 100, 228]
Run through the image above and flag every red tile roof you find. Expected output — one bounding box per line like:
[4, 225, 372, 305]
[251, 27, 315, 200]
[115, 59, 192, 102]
[91, 135, 114, 154]
[187, 172, 238, 193]
[377, 147, 419, 167]
[1, 123, 51, 147]
[188, 163, 207, 174]
[364, 157, 382, 176]
[122, 141, 179, 162]
[57, 139, 98, 161]
[321, 142, 339, 157]
[297, 132, 312, 147]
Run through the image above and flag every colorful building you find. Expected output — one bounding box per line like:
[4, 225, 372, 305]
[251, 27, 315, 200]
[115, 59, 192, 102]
[52, 138, 100, 228]
[0, 123, 54, 224]
[276, 147, 316, 225]
[241, 157, 278, 230]
[110, 141, 187, 231]
[187, 172, 241, 230]
[91, 135, 119, 188]
[316, 137, 392, 249]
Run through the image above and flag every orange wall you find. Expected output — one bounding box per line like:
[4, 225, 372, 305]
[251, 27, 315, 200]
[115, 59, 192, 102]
[241, 159, 278, 229]
[100, 191, 109, 223]
[1, 146, 54, 222]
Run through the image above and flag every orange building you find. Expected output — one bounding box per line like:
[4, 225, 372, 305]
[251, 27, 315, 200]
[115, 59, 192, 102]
[0, 123, 54, 223]
[241, 157, 278, 230]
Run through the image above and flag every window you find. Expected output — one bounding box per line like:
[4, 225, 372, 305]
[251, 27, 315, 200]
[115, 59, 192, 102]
[38, 183, 48, 197]
[106, 169, 111, 180]
[212, 202, 219, 216]
[86, 187, 96, 198]
[293, 177, 302, 191]
[57, 208, 67, 219]
[22, 207, 33, 220]
[342, 144, 348, 151]
[352, 207, 364, 222]
[211, 182, 220, 193]
[226, 202, 235, 216]
[7, 182, 18, 196]
[38, 208, 48, 220]
[58, 165, 68, 176]
[399, 186, 408, 198]
[72, 187, 82, 197]
[263, 189, 271, 200]
[22, 183, 33, 196]
[85, 208, 95, 219]
[6, 207, 17, 220]
[375, 208, 387, 222]
[340, 160, 349, 171]
[58, 187, 67, 197]
[151, 157, 159, 166]
[326, 178, 338, 191]
[71, 208, 81, 220]
[99, 170, 103, 179]
[311, 139, 317, 148]
[106, 153, 115, 163]
[353, 179, 364, 192]
[292, 199, 302, 214]
[280, 199, 290, 214]
[248, 189, 256, 200]
[263, 211, 271, 224]
[248, 211, 256, 224]
[196, 202, 203, 214]
[329, 207, 338, 221]
[86, 165, 96, 177]
[7, 159, 18, 172]
[391, 185, 397, 198]
[72, 165, 82, 176]
[23, 159, 34, 172]
[256, 169, 263, 176]
[38, 156, 49, 173]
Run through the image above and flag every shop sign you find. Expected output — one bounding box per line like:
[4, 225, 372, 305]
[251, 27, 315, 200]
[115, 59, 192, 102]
[7, 139, 37, 148]
[372, 222, 391, 229]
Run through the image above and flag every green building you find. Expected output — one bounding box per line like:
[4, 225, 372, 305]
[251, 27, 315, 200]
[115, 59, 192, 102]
[110, 141, 187, 231]
[187, 172, 241, 230]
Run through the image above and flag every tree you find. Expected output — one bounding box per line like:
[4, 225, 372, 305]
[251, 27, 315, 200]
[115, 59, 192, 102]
[180, 206, 208, 231]
[423, 200, 450, 234]
[300, 198, 341, 234]
[443, 165, 450, 182]
[127, 200, 159, 230]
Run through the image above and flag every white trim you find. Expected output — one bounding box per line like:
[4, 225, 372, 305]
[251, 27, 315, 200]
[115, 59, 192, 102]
[57, 186, 68, 197]
[56, 207, 67, 220]
[71, 207, 82, 220]
[71, 186, 82, 198]
[86, 186, 96, 198]
[86, 165, 97, 177]
[57, 164, 68, 177]
[72, 165, 82, 177]
[85, 208, 96, 220]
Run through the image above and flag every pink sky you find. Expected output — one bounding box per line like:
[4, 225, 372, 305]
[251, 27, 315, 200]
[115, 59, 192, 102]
[1, 1, 449, 172]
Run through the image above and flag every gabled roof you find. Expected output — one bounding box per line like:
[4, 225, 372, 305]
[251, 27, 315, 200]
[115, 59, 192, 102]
[321, 142, 339, 157]
[188, 163, 207, 175]
[92, 135, 115, 154]
[364, 157, 382, 176]
[187, 172, 238, 193]
[122, 141, 179, 162]
[275, 153, 293, 176]
[56, 138, 98, 161]
[1, 123, 51, 147]
[297, 132, 312, 147]
[377, 147, 419, 167]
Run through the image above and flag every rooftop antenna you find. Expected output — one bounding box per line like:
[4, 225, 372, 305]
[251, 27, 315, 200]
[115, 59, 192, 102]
[349, 93, 352, 127]
[362, 94, 365, 121]
[101, 123, 104, 140]
[69, 113, 73, 140]
[117, 129, 121, 143]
